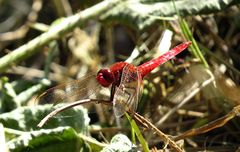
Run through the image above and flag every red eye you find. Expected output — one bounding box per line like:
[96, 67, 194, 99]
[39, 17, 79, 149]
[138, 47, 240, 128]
[96, 69, 114, 87]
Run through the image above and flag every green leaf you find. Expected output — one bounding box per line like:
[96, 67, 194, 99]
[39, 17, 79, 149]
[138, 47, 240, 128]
[101, 0, 240, 30]
[178, 18, 209, 68]
[0, 104, 90, 133]
[1, 81, 18, 110]
[78, 134, 107, 152]
[125, 113, 149, 152]
[7, 127, 90, 152]
[101, 134, 134, 152]
[0, 79, 50, 112]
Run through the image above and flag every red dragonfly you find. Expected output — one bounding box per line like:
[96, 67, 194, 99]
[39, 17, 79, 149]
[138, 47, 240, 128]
[37, 41, 191, 118]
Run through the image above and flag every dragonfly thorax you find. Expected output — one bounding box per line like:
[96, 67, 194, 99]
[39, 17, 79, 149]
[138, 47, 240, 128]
[96, 69, 115, 87]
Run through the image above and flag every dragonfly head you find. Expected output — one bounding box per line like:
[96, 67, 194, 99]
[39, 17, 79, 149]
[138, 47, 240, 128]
[96, 69, 114, 87]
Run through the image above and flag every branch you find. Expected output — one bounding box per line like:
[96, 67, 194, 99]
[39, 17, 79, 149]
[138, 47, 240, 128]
[37, 99, 111, 127]
[0, 0, 121, 72]
[37, 99, 183, 152]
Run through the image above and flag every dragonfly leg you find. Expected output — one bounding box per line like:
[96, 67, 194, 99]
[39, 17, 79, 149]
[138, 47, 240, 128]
[110, 84, 116, 102]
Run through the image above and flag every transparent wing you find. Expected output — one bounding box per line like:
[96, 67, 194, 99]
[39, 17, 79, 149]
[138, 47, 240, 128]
[36, 73, 110, 106]
[113, 64, 143, 117]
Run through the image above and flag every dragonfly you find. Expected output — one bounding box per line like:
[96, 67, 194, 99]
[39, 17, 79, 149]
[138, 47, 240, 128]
[37, 41, 191, 119]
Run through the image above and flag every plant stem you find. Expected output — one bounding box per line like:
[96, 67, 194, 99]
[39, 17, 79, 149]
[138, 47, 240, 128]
[0, 0, 121, 72]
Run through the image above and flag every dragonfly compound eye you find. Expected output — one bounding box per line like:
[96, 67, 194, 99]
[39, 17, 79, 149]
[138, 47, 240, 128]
[96, 69, 114, 87]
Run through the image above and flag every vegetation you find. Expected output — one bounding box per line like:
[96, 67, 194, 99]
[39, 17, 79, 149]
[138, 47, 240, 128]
[0, 0, 240, 151]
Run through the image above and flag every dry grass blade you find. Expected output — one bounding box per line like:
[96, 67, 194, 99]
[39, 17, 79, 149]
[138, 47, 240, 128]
[38, 98, 183, 151]
[130, 110, 183, 152]
[174, 105, 240, 141]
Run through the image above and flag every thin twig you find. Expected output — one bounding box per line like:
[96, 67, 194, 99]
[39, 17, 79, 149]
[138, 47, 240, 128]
[38, 98, 182, 151]
[156, 74, 214, 126]
[37, 99, 112, 127]
[130, 110, 183, 152]
[173, 105, 240, 141]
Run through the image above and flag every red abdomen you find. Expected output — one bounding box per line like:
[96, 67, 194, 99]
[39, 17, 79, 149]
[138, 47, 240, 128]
[138, 41, 191, 78]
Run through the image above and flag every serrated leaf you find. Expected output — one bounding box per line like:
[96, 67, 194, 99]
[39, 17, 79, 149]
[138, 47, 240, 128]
[0, 104, 90, 133]
[7, 127, 90, 152]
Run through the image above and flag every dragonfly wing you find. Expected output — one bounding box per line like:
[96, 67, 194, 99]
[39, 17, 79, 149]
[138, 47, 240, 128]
[113, 64, 142, 117]
[36, 73, 109, 106]
[132, 70, 143, 113]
